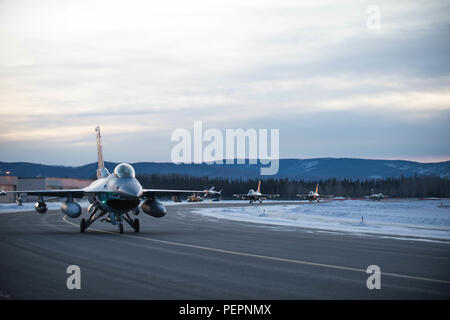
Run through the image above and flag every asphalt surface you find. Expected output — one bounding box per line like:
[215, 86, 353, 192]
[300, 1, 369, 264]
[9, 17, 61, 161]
[0, 201, 449, 299]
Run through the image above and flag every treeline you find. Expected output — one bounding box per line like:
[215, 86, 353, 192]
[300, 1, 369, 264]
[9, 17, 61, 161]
[136, 174, 450, 199]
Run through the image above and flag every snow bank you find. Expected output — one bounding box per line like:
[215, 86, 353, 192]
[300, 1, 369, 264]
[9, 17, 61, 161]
[194, 200, 450, 241]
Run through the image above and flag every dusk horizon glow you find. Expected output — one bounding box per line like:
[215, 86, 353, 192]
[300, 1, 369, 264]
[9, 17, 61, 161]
[1, 1, 449, 165]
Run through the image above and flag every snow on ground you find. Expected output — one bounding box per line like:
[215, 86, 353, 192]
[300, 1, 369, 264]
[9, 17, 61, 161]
[161, 199, 284, 206]
[194, 200, 450, 242]
[2, 198, 449, 242]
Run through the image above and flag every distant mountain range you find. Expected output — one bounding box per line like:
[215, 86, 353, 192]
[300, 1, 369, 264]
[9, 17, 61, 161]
[1, 158, 449, 180]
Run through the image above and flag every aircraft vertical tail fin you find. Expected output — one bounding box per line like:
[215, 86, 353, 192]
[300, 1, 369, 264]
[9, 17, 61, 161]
[315, 184, 319, 194]
[95, 126, 109, 179]
[257, 180, 261, 193]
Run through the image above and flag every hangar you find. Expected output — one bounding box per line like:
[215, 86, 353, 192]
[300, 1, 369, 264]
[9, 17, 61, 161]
[0, 177, 93, 202]
[0, 175, 18, 203]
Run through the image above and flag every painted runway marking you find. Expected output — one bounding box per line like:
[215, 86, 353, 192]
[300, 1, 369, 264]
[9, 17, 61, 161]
[63, 216, 450, 285]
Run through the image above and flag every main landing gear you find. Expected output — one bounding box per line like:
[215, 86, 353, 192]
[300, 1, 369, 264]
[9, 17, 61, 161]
[80, 218, 87, 233]
[80, 202, 107, 233]
[122, 212, 140, 233]
[133, 218, 140, 232]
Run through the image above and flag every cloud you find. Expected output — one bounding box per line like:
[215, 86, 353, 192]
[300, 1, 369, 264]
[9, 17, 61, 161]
[0, 0, 449, 164]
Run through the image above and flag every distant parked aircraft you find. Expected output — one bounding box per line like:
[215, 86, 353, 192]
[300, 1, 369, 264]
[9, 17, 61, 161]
[202, 186, 222, 201]
[365, 189, 387, 200]
[233, 180, 279, 204]
[297, 184, 333, 202]
[0, 127, 211, 234]
[186, 187, 222, 202]
[202, 186, 222, 198]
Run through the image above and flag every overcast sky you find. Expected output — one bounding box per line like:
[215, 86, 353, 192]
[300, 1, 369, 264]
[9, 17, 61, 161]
[0, 0, 449, 165]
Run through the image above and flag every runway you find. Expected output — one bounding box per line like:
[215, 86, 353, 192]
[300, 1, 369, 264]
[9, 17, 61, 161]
[0, 202, 449, 299]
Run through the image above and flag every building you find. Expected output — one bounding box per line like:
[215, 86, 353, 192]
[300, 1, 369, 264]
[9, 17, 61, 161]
[1, 177, 93, 203]
[0, 175, 18, 203]
[17, 177, 93, 191]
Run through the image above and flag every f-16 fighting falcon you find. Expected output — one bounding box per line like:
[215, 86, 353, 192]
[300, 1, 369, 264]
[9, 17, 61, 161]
[233, 180, 279, 204]
[0, 127, 213, 234]
[202, 186, 222, 197]
[201, 186, 222, 200]
[296, 184, 333, 202]
[365, 189, 387, 200]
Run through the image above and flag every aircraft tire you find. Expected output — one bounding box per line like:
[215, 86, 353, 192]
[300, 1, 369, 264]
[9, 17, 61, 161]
[80, 219, 86, 233]
[133, 219, 140, 233]
[119, 222, 124, 234]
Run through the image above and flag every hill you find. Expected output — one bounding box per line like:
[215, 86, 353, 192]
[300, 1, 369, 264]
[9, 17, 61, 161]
[1, 158, 449, 180]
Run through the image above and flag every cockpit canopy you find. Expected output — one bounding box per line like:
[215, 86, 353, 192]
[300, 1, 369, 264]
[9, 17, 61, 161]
[114, 163, 135, 178]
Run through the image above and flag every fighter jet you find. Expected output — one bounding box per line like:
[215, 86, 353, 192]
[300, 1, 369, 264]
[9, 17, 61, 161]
[365, 189, 386, 200]
[185, 187, 222, 202]
[296, 184, 333, 202]
[0, 127, 214, 234]
[233, 180, 279, 204]
[202, 186, 222, 200]
[202, 186, 221, 197]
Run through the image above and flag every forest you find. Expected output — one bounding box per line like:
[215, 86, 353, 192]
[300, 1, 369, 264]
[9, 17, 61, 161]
[136, 174, 450, 199]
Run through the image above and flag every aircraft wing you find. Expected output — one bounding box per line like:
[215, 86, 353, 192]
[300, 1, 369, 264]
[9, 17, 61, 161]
[1, 188, 217, 199]
[261, 194, 280, 198]
[142, 189, 212, 197]
[0, 189, 108, 199]
[233, 194, 249, 199]
[204, 190, 221, 195]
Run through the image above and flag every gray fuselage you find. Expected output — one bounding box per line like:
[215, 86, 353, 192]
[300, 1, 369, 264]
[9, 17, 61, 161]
[84, 163, 143, 213]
